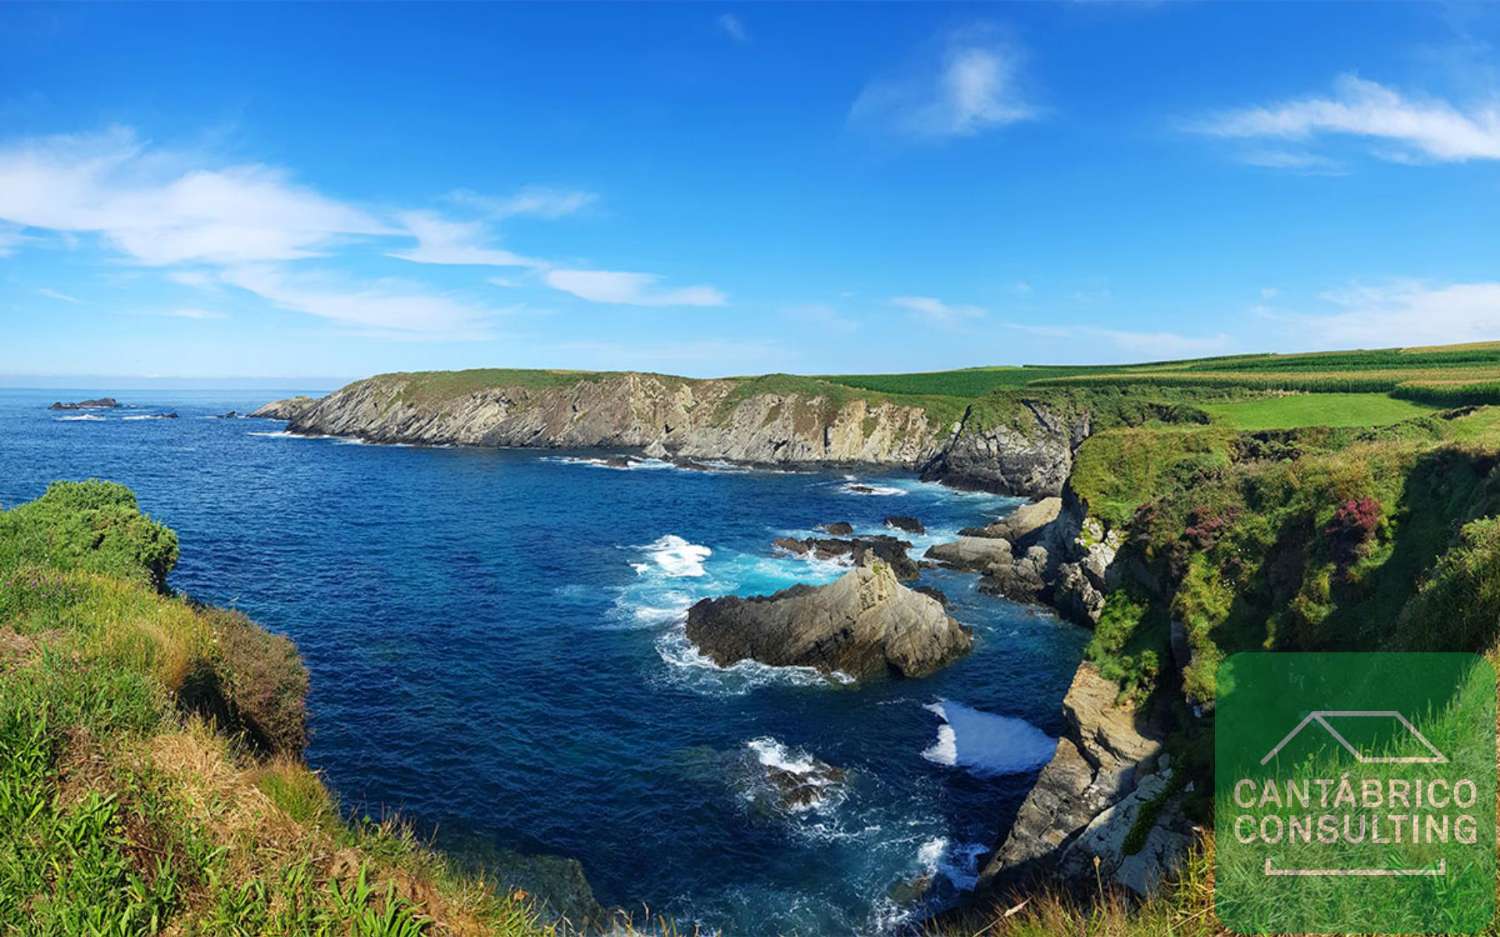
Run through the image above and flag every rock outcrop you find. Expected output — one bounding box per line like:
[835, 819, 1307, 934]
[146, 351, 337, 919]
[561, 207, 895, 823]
[50, 397, 119, 410]
[884, 515, 924, 534]
[960, 496, 1061, 545]
[925, 536, 1015, 573]
[684, 564, 972, 680]
[773, 534, 919, 580]
[251, 396, 318, 421]
[979, 663, 1181, 893]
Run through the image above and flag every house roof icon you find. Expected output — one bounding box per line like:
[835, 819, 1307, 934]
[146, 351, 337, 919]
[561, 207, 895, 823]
[1260, 710, 1447, 766]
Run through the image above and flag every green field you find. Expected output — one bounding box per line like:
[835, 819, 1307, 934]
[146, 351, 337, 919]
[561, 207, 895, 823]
[1197, 392, 1442, 430]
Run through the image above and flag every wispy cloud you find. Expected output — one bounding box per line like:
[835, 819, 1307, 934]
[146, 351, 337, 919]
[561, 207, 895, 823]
[388, 211, 543, 268]
[891, 295, 985, 324]
[446, 186, 596, 220]
[1268, 279, 1500, 347]
[1195, 75, 1500, 164]
[37, 287, 81, 304]
[222, 266, 504, 339]
[1005, 322, 1233, 359]
[161, 307, 227, 320]
[0, 127, 390, 265]
[783, 302, 857, 334]
[544, 269, 726, 307]
[717, 13, 750, 43]
[850, 25, 1036, 139]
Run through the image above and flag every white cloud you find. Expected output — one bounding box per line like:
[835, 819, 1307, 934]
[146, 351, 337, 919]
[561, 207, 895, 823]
[488, 276, 521, 289]
[891, 295, 985, 323]
[162, 307, 227, 320]
[446, 186, 596, 219]
[1197, 75, 1500, 163]
[167, 270, 218, 289]
[544, 269, 726, 307]
[1275, 280, 1500, 347]
[0, 127, 390, 265]
[389, 211, 544, 268]
[717, 13, 750, 43]
[222, 266, 502, 339]
[783, 302, 857, 333]
[0, 223, 23, 256]
[851, 27, 1036, 139]
[1005, 322, 1233, 359]
[37, 288, 81, 304]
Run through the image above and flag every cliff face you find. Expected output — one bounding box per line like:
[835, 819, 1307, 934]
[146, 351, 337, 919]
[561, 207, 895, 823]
[920, 398, 1092, 498]
[271, 372, 1100, 497]
[286, 373, 946, 465]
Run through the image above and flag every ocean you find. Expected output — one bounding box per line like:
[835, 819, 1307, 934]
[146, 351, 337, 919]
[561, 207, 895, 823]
[0, 388, 1087, 935]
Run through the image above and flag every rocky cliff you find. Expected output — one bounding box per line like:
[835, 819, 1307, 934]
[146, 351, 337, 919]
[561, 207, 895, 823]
[263, 371, 1102, 497]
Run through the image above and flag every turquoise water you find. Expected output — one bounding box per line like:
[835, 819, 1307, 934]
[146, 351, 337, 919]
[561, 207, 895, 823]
[0, 388, 1088, 935]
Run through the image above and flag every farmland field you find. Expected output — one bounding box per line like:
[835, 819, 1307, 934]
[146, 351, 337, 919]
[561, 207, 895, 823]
[1197, 392, 1442, 430]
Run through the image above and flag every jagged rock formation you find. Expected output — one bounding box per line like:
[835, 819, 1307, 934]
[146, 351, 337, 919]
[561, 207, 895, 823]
[684, 564, 972, 680]
[979, 663, 1189, 895]
[920, 400, 1092, 498]
[251, 396, 318, 421]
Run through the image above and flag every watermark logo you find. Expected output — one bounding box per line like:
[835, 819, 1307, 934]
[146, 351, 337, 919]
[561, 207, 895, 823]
[1215, 653, 1495, 933]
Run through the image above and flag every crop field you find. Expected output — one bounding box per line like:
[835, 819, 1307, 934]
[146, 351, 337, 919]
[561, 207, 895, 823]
[1196, 393, 1442, 431]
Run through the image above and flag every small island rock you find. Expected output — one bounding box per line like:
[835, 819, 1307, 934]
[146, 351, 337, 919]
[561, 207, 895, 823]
[884, 515, 925, 534]
[250, 396, 318, 421]
[685, 563, 972, 680]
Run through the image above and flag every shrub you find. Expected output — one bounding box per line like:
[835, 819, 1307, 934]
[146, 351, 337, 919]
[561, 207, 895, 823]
[204, 608, 309, 756]
[1323, 495, 1381, 565]
[0, 480, 179, 590]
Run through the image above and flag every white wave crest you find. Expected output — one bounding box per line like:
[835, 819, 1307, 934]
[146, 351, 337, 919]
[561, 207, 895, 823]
[636, 534, 711, 578]
[838, 480, 907, 497]
[247, 430, 329, 440]
[57, 414, 105, 422]
[922, 700, 1056, 776]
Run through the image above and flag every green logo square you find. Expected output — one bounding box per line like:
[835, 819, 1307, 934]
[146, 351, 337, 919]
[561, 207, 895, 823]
[1216, 653, 1495, 934]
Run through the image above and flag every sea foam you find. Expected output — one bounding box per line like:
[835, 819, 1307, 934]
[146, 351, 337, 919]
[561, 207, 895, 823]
[922, 700, 1056, 776]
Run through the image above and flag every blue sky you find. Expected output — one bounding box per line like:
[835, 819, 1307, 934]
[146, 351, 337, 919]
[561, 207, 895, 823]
[3, 2, 1499, 383]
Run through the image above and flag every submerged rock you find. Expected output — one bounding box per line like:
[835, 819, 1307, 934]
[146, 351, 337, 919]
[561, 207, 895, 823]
[884, 514, 925, 534]
[49, 397, 119, 410]
[685, 563, 972, 680]
[820, 521, 854, 536]
[442, 835, 611, 932]
[772, 534, 919, 580]
[740, 738, 847, 813]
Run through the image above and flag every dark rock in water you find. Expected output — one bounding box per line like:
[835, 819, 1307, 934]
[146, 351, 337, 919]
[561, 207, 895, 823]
[821, 521, 854, 536]
[685, 564, 972, 680]
[772, 534, 919, 580]
[886, 873, 934, 906]
[742, 739, 847, 813]
[49, 397, 119, 410]
[913, 584, 949, 607]
[884, 515, 925, 534]
[161, 412, 179, 420]
[846, 484, 879, 494]
[441, 834, 612, 932]
[602, 456, 634, 469]
[220, 411, 239, 419]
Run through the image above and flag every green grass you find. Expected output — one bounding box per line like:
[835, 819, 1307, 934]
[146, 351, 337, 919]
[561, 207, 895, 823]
[1197, 392, 1442, 430]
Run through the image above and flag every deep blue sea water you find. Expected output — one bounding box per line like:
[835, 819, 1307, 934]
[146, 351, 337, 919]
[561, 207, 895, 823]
[0, 388, 1088, 935]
